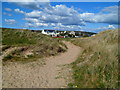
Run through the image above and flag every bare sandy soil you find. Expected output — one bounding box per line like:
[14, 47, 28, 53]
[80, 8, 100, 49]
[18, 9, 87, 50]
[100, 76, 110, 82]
[2, 41, 80, 88]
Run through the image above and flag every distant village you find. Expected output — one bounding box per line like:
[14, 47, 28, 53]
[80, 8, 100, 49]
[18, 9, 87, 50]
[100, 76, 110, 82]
[31, 29, 96, 38]
[1, 28, 96, 38]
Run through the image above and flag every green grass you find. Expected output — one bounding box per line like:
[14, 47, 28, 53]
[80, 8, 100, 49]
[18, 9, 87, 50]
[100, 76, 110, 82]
[69, 29, 118, 88]
[2, 28, 36, 46]
[2, 28, 67, 62]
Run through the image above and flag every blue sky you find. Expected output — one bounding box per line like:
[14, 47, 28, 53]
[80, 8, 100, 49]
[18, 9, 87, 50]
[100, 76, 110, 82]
[2, 1, 118, 33]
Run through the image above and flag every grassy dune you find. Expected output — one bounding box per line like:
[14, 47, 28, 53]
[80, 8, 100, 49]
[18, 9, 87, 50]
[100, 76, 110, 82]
[69, 29, 118, 88]
[2, 28, 67, 62]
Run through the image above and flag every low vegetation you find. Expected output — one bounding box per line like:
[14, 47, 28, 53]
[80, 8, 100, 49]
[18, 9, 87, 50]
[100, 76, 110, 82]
[2, 28, 67, 62]
[68, 29, 118, 88]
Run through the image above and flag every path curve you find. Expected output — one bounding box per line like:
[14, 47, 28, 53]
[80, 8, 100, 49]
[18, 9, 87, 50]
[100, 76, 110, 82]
[3, 41, 80, 88]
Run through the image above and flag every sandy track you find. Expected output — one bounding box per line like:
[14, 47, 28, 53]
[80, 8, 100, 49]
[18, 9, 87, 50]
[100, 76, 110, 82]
[2, 41, 80, 88]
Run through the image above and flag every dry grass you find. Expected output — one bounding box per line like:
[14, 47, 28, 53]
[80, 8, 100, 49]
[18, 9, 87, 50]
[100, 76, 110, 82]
[68, 29, 119, 88]
[2, 28, 67, 62]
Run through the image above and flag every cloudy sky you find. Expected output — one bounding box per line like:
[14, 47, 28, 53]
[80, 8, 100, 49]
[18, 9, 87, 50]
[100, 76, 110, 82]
[1, 1, 118, 32]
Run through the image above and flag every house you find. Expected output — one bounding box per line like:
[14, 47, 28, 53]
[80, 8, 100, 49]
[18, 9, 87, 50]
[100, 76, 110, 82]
[41, 29, 59, 37]
[41, 29, 96, 38]
[69, 31, 75, 35]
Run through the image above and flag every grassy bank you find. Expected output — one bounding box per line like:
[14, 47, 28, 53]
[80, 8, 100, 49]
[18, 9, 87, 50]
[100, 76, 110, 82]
[2, 28, 67, 62]
[68, 29, 118, 88]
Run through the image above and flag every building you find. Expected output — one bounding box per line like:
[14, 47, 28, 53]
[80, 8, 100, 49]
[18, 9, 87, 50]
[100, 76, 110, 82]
[41, 29, 96, 38]
[41, 29, 59, 37]
[69, 31, 75, 35]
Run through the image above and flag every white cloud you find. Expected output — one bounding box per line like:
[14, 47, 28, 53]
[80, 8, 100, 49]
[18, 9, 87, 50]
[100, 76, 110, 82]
[25, 10, 42, 18]
[17, 2, 50, 10]
[54, 23, 81, 30]
[14, 8, 25, 14]
[24, 18, 40, 23]
[4, 8, 12, 11]
[25, 23, 34, 27]
[3, 0, 118, 32]
[82, 24, 117, 32]
[4, 0, 50, 10]
[96, 25, 116, 31]
[94, 13, 117, 24]
[79, 12, 118, 24]
[79, 13, 95, 22]
[25, 5, 85, 26]
[45, 5, 78, 16]
[25, 22, 48, 27]
[3, 12, 12, 16]
[24, 5, 118, 30]
[101, 6, 118, 13]
[77, 6, 118, 25]
[5, 19, 16, 24]
[35, 22, 48, 27]
[18, 4, 118, 30]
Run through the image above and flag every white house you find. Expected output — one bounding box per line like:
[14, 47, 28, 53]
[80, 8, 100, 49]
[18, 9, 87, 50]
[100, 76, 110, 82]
[69, 31, 75, 35]
[41, 29, 59, 37]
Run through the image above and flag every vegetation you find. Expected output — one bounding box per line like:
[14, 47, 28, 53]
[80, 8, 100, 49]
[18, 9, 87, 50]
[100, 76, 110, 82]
[68, 29, 118, 88]
[2, 28, 67, 62]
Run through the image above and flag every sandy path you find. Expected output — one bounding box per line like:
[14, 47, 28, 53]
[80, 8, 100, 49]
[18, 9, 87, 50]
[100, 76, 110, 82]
[2, 41, 80, 88]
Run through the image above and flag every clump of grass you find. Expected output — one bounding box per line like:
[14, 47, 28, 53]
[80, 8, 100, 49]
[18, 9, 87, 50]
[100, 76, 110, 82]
[69, 29, 118, 88]
[3, 54, 13, 61]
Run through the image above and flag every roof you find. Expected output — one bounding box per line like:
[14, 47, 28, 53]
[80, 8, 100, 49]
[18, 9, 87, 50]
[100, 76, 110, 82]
[44, 29, 56, 31]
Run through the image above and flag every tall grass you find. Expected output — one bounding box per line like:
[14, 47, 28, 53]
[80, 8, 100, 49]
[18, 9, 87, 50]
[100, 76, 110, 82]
[69, 29, 118, 88]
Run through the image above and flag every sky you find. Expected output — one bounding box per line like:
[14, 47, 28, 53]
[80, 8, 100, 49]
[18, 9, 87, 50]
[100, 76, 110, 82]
[1, 0, 119, 33]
